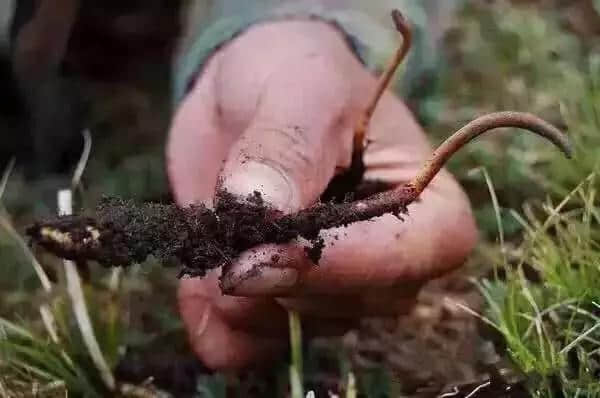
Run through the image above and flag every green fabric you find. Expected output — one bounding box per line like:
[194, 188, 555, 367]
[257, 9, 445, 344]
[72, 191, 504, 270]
[173, 1, 462, 115]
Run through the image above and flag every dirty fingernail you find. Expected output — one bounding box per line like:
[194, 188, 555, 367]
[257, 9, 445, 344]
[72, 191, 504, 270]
[221, 161, 300, 213]
[221, 264, 299, 296]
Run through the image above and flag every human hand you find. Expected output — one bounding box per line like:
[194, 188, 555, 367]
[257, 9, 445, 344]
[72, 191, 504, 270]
[167, 19, 478, 370]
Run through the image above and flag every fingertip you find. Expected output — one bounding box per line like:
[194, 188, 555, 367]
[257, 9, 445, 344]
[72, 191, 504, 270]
[218, 159, 301, 214]
[220, 244, 307, 296]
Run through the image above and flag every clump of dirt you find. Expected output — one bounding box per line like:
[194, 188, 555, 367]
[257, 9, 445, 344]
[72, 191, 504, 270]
[27, 187, 406, 278]
[345, 268, 522, 396]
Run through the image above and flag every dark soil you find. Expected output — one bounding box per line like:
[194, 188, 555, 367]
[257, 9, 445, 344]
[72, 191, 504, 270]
[115, 342, 208, 397]
[24, 145, 409, 277]
[343, 267, 532, 397]
[26, 183, 409, 279]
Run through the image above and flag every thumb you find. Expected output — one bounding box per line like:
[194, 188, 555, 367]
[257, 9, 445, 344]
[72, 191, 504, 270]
[217, 56, 353, 213]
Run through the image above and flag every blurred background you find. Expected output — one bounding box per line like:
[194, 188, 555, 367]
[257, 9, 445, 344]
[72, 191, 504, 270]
[1, 1, 599, 397]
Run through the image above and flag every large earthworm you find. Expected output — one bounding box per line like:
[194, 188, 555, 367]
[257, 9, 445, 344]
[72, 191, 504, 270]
[26, 111, 572, 277]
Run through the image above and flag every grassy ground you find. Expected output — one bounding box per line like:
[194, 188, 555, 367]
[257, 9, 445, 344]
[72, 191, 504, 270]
[1, 1, 600, 397]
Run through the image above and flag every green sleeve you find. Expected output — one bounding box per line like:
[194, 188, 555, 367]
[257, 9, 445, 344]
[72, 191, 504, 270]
[173, 1, 462, 120]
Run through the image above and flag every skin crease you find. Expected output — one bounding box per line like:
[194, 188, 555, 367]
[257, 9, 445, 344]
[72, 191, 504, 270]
[167, 19, 478, 371]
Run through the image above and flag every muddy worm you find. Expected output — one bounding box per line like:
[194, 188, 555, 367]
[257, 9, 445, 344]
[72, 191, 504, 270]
[25, 111, 572, 277]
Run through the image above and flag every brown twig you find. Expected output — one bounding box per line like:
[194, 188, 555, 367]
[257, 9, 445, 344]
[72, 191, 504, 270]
[352, 9, 412, 160]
